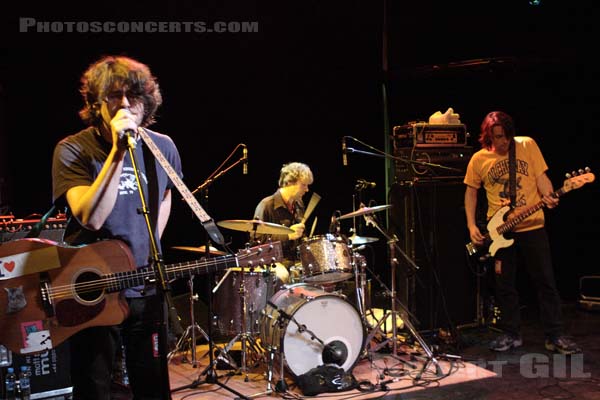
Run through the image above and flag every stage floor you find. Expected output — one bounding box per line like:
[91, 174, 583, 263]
[160, 338, 496, 400]
[104, 302, 600, 400]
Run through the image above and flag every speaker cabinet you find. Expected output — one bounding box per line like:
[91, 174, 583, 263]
[389, 179, 477, 331]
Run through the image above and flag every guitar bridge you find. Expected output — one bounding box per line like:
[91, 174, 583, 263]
[39, 272, 55, 318]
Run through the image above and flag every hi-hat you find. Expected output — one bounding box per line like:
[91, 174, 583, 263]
[338, 204, 392, 220]
[171, 245, 227, 256]
[348, 234, 379, 245]
[217, 219, 294, 235]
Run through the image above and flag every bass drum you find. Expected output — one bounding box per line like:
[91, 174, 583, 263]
[259, 283, 365, 377]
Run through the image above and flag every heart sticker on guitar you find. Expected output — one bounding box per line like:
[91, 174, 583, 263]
[3, 261, 16, 272]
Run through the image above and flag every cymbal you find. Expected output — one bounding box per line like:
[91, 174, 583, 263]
[217, 219, 294, 235]
[348, 234, 379, 245]
[171, 245, 227, 256]
[338, 204, 392, 220]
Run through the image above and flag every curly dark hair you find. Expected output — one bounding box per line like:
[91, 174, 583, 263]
[79, 55, 162, 127]
[278, 162, 314, 188]
[479, 111, 515, 150]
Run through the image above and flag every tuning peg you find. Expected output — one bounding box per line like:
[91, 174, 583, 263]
[585, 166, 591, 173]
[565, 172, 572, 179]
[571, 170, 578, 176]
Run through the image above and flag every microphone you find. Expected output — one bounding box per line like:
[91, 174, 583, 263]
[243, 145, 248, 175]
[120, 129, 137, 148]
[118, 128, 136, 140]
[329, 211, 340, 235]
[342, 137, 348, 166]
[322, 341, 348, 366]
[355, 179, 376, 189]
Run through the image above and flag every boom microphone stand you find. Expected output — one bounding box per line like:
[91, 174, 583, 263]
[361, 212, 443, 378]
[171, 145, 250, 399]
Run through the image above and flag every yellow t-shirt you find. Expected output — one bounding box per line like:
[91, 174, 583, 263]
[464, 136, 548, 232]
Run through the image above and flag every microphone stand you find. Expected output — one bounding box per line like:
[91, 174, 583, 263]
[361, 213, 443, 378]
[190, 150, 247, 196]
[171, 148, 250, 400]
[345, 147, 461, 174]
[126, 134, 182, 399]
[264, 301, 329, 393]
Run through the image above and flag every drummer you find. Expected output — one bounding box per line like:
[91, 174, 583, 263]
[252, 162, 314, 284]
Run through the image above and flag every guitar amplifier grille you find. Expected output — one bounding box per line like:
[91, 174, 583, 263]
[0, 217, 66, 243]
[393, 147, 474, 181]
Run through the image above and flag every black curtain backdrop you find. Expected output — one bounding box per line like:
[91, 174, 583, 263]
[1, 1, 598, 307]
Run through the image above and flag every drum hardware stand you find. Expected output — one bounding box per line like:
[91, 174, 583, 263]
[246, 345, 278, 398]
[351, 250, 368, 319]
[171, 261, 250, 399]
[257, 305, 290, 396]
[167, 274, 213, 366]
[218, 264, 266, 382]
[171, 197, 249, 399]
[361, 213, 443, 377]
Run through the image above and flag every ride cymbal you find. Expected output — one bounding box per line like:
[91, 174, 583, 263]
[338, 204, 392, 220]
[217, 219, 294, 235]
[348, 234, 379, 245]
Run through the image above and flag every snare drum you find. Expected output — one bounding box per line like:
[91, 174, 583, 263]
[259, 283, 365, 377]
[297, 234, 353, 284]
[213, 267, 276, 336]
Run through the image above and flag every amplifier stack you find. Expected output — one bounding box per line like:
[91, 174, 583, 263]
[392, 122, 473, 181]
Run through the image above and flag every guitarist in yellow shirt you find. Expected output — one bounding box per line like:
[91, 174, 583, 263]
[464, 111, 580, 354]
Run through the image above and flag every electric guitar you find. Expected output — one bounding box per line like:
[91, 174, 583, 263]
[466, 170, 595, 259]
[0, 238, 282, 355]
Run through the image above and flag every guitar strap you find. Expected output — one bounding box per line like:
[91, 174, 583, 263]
[508, 139, 517, 209]
[141, 141, 159, 237]
[137, 128, 225, 245]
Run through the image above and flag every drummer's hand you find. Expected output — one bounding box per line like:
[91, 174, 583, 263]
[288, 223, 305, 240]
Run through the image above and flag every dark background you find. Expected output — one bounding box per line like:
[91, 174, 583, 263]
[1, 1, 598, 330]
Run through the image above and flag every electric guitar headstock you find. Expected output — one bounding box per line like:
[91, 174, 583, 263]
[561, 167, 595, 193]
[236, 241, 284, 268]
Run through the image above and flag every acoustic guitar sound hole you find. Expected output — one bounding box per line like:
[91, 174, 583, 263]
[75, 271, 104, 302]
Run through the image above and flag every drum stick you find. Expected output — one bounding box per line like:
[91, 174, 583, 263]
[309, 216, 318, 237]
[212, 268, 233, 294]
[301, 192, 321, 224]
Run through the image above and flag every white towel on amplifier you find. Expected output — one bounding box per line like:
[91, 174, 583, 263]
[429, 107, 461, 124]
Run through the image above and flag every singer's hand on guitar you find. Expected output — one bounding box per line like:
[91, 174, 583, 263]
[288, 222, 305, 240]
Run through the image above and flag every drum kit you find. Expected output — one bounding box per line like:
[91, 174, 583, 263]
[169, 202, 438, 395]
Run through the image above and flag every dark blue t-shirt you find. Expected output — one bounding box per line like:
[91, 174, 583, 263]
[52, 126, 183, 297]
